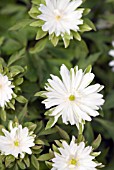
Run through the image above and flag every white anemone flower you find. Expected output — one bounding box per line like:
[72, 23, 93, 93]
[108, 41, 114, 71]
[38, 0, 83, 36]
[52, 136, 101, 170]
[0, 73, 14, 108]
[42, 64, 104, 128]
[0, 125, 35, 158]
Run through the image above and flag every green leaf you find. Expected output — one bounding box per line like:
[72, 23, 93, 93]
[92, 134, 102, 150]
[24, 122, 37, 131]
[29, 38, 48, 54]
[37, 153, 54, 161]
[7, 102, 15, 110]
[30, 20, 44, 27]
[9, 19, 32, 31]
[50, 35, 59, 47]
[17, 160, 26, 169]
[36, 28, 47, 40]
[9, 65, 25, 76]
[23, 155, 30, 168]
[32, 0, 45, 5]
[16, 96, 28, 104]
[55, 126, 70, 141]
[35, 91, 46, 98]
[18, 103, 28, 122]
[84, 65, 92, 73]
[5, 155, 15, 167]
[84, 18, 96, 31]
[14, 78, 24, 86]
[73, 32, 81, 41]
[31, 155, 39, 170]
[83, 8, 91, 16]
[103, 90, 114, 109]
[0, 36, 5, 46]
[0, 109, 6, 121]
[8, 48, 25, 66]
[45, 117, 55, 130]
[95, 118, 114, 141]
[45, 161, 53, 169]
[63, 38, 70, 48]
[29, 6, 40, 19]
[78, 52, 101, 69]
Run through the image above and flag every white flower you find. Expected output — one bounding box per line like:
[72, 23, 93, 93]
[51, 136, 101, 170]
[42, 64, 104, 128]
[0, 73, 14, 108]
[38, 0, 83, 36]
[108, 41, 114, 71]
[0, 125, 35, 158]
[108, 41, 114, 57]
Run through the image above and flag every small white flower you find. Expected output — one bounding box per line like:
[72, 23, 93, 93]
[108, 41, 114, 71]
[0, 125, 35, 158]
[52, 136, 101, 170]
[42, 64, 104, 128]
[0, 73, 14, 108]
[108, 41, 114, 57]
[38, 0, 83, 36]
[109, 60, 114, 72]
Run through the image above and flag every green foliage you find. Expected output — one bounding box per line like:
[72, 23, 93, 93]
[0, 0, 114, 169]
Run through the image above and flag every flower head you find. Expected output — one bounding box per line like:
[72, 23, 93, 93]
[38, 0, 83, 37]
[51, 136, 101, 170]
[0, 124, 35, 158]
[108, 41, 114, 71]
[29, 0, 93, 47]
[0, 73, 14, 108]
[42, 64, 104, 129]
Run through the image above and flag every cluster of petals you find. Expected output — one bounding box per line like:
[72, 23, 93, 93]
[108, 41, 114, 71]
[0, 73, 14, 108]
[52, 136, 101, 170]
[38, 0, 83, 36]
[0, 124, 35, 158]
[42, 64, 104, 128]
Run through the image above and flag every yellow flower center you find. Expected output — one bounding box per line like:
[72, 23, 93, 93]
[55, 15, 61, 20]
[69, 95, 75, 101]
[14, 140, 19, 147]
[70, 158, 77, 165]
[0, 84, 3, 88]
[54, 9, 61, 21]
